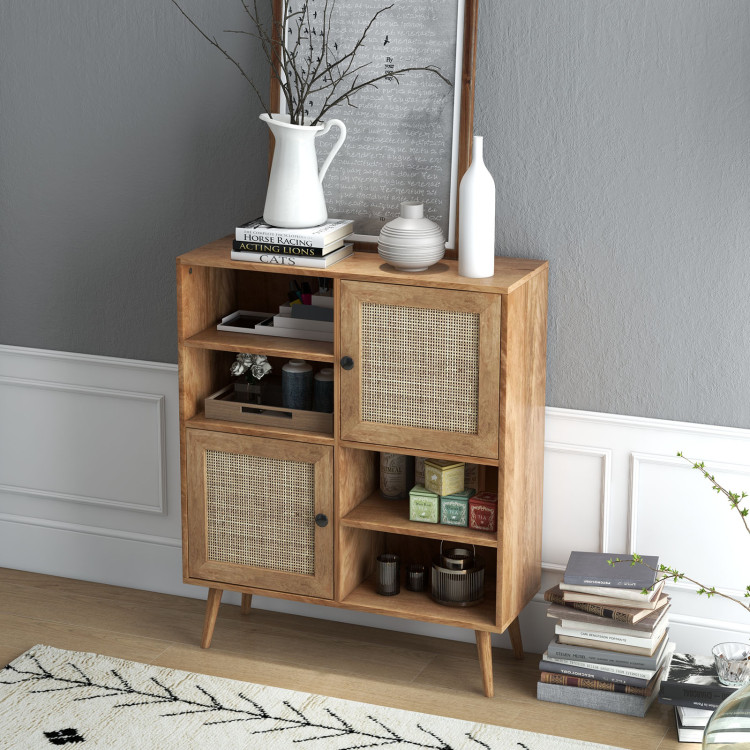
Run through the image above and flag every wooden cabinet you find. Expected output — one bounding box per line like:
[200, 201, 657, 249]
[177, 238, 548, 697]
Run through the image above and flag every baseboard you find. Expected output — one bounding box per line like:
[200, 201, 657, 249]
[1, 344, 749, 654]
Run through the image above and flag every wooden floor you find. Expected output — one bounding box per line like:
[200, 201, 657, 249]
[0, 568, 691, 749]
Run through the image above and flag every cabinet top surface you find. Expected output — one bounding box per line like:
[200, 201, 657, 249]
[177, 237, 548, 294]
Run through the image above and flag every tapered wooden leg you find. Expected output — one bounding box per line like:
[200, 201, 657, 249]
[475, 630, 494, 698]
[507, 616, 524, 659]
[201, 588, 223, 649]
[240, 593, 253, 615]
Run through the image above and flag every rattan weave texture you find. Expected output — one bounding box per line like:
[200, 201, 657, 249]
[360, 302, 480, 434]
[205, 450, 315, 575]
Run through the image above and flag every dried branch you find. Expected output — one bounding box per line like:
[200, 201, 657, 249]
[170, 0, 452, 126]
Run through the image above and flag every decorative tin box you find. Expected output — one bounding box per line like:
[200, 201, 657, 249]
[409, 485, 439, 524]
[468, 491, 498, 532]
[464, 463, 480, 489]
[424, 459, 465, 497]
[440, 488, 476, 527]
[415, 456, 425, 486]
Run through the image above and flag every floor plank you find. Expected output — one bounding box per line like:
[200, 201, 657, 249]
[0, 569, 686, 749]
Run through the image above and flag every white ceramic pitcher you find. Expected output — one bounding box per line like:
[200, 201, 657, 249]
[260, 113, 347, 228]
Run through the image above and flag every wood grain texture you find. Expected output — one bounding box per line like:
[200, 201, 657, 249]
[339, 280, 501, 458]
[475, 629, 494, 698]
[201, 588, 223, 648]
[177, 239, 548, 295]
[185, 326, 334, 362]
[452, 0, 479, 261]
[336, 441, 499, 466]
[186, 412, 335, 445]
[240, 593, 252, 616]
[507, 616, 524, 660]
[341, 492, 498, 548]
[186, 429, 334, 599]
[496, 268, 548, 631]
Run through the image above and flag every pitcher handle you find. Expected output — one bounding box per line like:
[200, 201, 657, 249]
[316, 119, 347, 184]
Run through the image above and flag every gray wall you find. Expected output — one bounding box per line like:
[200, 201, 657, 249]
[1, 1, 749, 428]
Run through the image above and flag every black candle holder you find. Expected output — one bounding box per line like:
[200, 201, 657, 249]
[376, 554, 400, 596]
[405, 563, 426, 592]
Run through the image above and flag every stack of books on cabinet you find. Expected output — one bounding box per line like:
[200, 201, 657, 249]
[232, 218, 354, 268]
[659, 653, 740, 742]
[537, 551, 673, 717]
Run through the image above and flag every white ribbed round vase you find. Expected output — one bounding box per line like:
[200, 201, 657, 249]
[458, 135, 496, 278]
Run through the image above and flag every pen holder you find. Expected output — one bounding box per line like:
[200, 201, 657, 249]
[376, 554, 400, 596]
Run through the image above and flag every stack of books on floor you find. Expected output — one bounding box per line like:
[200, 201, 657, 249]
[537, 551, 674, 717]
[659, 652, 741, 742]
[232, 218, 354, 268]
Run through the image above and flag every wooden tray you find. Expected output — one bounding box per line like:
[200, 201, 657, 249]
[205, 384, 333, 434]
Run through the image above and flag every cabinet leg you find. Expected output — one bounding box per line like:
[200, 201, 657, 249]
[201, 588, 223, 649]
[507, 616, 524, 659]
[475, 630, 494, 698]
[240, 593, 253, 615]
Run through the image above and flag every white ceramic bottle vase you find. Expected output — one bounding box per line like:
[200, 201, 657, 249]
[458, 135, 496, 278]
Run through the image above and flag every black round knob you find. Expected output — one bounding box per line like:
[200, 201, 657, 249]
[315, 513, 329, 528]
[340, 356, 354, 370]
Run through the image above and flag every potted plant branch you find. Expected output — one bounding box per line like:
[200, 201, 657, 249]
[170, 0, 451, 227]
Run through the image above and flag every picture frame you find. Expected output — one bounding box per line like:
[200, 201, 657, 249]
[269, 0, 479, 258]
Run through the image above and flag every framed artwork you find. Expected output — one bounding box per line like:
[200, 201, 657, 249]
[270, 0, 479, 257]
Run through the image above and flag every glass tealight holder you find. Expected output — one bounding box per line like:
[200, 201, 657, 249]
[713, 642, 750, 687]
[376, 554, 400, 596]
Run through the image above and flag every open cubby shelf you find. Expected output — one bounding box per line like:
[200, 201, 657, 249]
[341, 491, 498, 548]
[342, 575, 498, 631]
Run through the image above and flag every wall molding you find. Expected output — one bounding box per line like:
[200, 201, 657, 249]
[0, 374, 167, 515]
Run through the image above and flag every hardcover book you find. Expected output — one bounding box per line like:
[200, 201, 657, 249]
[536, 679, 662, 717]
[674, 709, 709, 743]
[564, 551, 659, 589]
[538, 658, 663, 690]
[556, 629, 668, 657]
[554, 620, 668, 648]
[561, 578, 666, 606]
[659, 652, 738, 708]
[543, 584, 668, 623]
[546, 602, 669, 633]
[236, 217, 354, 247]
[539, 671, 654, 696]
[541, 651, 661, 682]
[230, 243, 354, 268]
[546, 635, 672, 672]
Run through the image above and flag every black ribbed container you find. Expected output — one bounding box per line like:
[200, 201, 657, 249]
[405, 563, 426, 592]
[376, 554, 400, 596]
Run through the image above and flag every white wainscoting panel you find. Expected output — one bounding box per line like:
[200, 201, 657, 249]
[1, 345, 748, 656]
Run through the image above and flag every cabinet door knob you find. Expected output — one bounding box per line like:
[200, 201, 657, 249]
[315, 513, 329, 527]
[340, 356, 354, 370]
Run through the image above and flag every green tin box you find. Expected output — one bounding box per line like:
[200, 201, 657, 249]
[409, 485, 439, 524]
[440, 488, 476, 527]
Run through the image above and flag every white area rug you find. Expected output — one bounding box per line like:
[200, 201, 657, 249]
[0, 645, 626, 749]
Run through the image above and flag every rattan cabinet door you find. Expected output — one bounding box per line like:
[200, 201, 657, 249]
[186, 430, 334, 599]
[339, 281, 501, 458]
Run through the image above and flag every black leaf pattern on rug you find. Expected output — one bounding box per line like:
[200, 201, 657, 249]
[0, 654, 542, 750]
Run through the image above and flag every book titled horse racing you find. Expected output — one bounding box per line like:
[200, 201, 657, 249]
[236, 217, 354, 248]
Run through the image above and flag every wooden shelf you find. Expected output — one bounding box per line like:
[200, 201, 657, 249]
[186, 413, 335, 445]
[337, 440, 499, 467]
[342, 575, 499, 632]
[341, 492, 498, 548]
[182, 326, 334, 363]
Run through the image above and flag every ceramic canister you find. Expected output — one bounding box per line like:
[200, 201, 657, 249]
[282, 359, 313, 410]
[313, 367, 334, 413]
